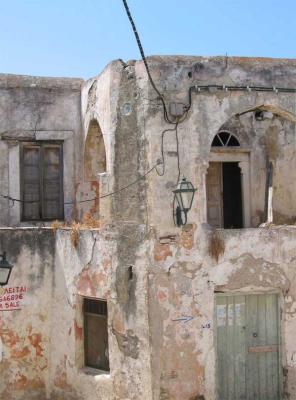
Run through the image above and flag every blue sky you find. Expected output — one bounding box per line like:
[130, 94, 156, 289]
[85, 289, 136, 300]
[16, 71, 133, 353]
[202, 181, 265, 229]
[0, 0, 295, 78]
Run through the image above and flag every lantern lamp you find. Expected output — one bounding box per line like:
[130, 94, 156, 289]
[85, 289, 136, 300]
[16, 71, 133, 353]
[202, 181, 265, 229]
[173, 177, 196, 226]
[0, 252, 13, 286]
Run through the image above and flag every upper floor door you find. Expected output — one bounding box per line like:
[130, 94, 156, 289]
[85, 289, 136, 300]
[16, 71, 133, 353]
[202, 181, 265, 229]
[207, 161, 243, 228]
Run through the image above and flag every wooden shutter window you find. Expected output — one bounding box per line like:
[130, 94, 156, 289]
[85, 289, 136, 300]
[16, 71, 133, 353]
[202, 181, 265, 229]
[22, 145, 41, 220]
[21, 142, 64, 221]
[42, 144, 63, 219]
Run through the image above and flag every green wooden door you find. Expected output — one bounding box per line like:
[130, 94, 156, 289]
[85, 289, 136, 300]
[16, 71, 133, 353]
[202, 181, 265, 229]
[216, 294, 281, 400]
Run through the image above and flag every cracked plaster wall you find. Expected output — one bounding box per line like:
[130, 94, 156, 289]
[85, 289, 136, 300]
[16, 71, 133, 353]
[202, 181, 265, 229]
[0, 226, 152, 400]
[59, 56, 296, 399]
[0, 74, 83, 226]
[49, 223, 152, 400]
[148, 225, 296, 399]
[138, 57, 296, 234]
[0, 228, 54, 400]
[2, 56, 296, 400]
[134, 56, 296, 399]
[49, 59, 153, 400]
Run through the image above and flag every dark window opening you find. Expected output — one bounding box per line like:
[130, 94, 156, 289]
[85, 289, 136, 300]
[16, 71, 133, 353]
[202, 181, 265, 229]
[222, 162, 243, 228]
[84, 298, 109, 372]
[21, 142, 64, 221]
[211, 131, 240, 147]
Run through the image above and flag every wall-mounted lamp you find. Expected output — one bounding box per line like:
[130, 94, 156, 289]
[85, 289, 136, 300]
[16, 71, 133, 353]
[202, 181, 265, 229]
[0, 252, 13, 286]
[173, 177, 196, 226]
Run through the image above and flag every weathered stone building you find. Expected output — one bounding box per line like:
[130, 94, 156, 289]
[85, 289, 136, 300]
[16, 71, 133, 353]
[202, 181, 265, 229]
[1, 56, 296, 399]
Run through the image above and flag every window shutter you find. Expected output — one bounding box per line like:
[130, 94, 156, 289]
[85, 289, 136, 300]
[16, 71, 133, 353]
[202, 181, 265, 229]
[22, 145, 41, 220]
[42, 144, 63, 219]
[21, 142, 64, 221]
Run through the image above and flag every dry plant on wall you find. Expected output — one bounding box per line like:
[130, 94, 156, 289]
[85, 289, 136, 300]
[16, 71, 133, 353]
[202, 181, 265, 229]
[51, 220, 64, 234]
[82, 212, 101, 228]
[208, 230, 225, 262]
[70, 222, 81, 248]
[51, 212, 101, 248]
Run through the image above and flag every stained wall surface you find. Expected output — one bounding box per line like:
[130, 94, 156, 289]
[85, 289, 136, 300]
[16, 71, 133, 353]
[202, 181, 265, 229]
[1, 56, 296, 400]
[0, 227, 152, 400]
[114, 56, 296, 399]
[0, 228, 54, 400]
[149, 225, 296, 399]
[0, 74, 83, 226]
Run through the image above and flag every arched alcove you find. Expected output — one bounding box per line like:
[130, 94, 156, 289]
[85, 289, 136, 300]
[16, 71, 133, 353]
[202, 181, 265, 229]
[84, 119, 106, 181]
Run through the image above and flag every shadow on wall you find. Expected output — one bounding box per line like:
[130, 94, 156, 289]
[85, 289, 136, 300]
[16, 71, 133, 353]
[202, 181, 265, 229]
[84, 119, 106, 181]
[74, 119, 107, 221]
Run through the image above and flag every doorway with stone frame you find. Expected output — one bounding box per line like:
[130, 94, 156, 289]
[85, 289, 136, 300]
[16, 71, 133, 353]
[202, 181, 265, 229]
[206, 131, 251, 229]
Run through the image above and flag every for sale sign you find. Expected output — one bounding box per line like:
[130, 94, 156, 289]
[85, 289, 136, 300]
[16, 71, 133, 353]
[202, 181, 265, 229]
[0, 286, 27, 311]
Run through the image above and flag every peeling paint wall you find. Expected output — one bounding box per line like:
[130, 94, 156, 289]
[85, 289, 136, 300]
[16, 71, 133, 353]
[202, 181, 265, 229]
[79, 62, 120, 222]
[138, 57, 296, 233]
[2, 56, 296, 400]
[0, 226, 152, 400]
[50, 228, 116, 400]
[5, 224, 296, 399]
[127, 56, 296, 399]
[0, 74, 83, 226]
[0, 228, 54, 400]
[148, 225, 296, 399]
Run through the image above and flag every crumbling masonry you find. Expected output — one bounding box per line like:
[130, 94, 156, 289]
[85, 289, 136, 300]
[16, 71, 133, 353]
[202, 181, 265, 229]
[1, 56, 296, 399]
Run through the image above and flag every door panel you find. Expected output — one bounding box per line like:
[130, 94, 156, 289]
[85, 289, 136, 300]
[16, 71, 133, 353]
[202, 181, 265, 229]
[216, 294, 280, 400]
[207, 162, 223, 228]
[216, 295, 247, 399]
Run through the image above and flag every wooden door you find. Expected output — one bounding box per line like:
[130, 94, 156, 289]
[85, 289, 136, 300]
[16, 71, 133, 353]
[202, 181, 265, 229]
[206, 162, 223, 228]
[216, 294, 281, 400]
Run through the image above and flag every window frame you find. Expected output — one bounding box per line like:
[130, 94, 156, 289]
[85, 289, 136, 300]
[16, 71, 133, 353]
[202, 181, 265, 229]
[83, 297, 110, 372]
[20, 140, 64, 222]
[211, 130, 240, 147]
[206, 149, 251, 228]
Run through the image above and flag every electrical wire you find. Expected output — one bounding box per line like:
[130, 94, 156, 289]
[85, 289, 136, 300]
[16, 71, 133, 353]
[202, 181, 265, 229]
[66, 163, 158, 204]
[155, 127, 177, 176]
[122, 0, 195, 184]
[155, 122, 181, 184]
[4, 4, 296, 221]
[175, 123, 181, 184]
[190, 84, 296, 93]
[122, 0, 296, 181]
[8, 7, 290, 211]
[121, 0, 178, 125]
[0, 163, 159, 207]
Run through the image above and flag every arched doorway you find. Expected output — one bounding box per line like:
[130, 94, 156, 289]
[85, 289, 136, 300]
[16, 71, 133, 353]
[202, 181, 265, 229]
[206, 131, 250, 228]
[84, 119, 106, 181]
